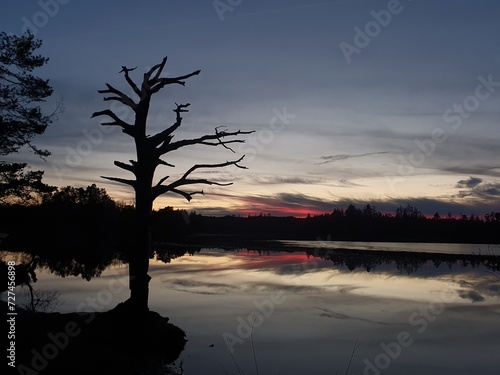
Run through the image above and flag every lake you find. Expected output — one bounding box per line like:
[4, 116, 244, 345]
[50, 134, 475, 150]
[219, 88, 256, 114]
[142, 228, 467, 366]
[2, 242, 500, 374]
[278, 240, 496, 255]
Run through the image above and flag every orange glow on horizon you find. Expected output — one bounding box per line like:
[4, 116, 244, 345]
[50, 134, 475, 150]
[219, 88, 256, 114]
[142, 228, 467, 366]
[237, 208, 326, 218]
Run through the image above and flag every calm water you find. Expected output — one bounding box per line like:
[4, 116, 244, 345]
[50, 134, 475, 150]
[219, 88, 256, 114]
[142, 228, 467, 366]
[279, 240, 498, 255]
[3, 243, 500, 374]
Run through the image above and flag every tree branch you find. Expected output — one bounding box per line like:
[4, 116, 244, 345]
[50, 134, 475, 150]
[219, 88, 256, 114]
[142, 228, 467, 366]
[142, 57, 200, 94]
[153, 178, 232, 200]
[157, 159, 175, 168]
[143, 56, 167, 85]
[92, 57, 254, 208]
[170, 188, 204, 202]
[155, 175, 170, 187]
[98, 83, 137, 108]
[181, 156, 247, 180]
[114, 160, 137, 174]
[173, 178, 233, 188]
[101, 175, 136, 188]
[151, 56, 168, 82]
[149, 70, 201, 94]
[198, 139, 246, 149]
[151, 156, 246, 200]
[119, 66, 141, 97]
[148, 103, 190, 148]
[91, 109, 135, 136]
[157, 129, 254, 156]
[215, 126, 237, 152]
[146, 68, 201, 94]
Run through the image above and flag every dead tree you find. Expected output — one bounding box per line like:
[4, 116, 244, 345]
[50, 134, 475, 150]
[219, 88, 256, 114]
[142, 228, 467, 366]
[91, 57, 253, 313]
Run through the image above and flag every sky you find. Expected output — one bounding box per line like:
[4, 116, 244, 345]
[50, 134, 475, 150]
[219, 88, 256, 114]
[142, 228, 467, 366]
[1, 0, 500, 217]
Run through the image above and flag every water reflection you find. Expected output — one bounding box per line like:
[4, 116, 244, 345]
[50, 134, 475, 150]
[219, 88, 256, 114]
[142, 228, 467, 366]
[280, 240, 500, 255]
[0, 249, 117, 281]
[2, 242, 498, 284]
[148, 248, 500, 375]
[1, 245, 500, 375]
[151, 248, 500, 305]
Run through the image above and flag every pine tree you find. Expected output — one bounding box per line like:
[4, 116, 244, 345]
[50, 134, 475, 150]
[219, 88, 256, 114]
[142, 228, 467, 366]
[0, 32, 57, 204]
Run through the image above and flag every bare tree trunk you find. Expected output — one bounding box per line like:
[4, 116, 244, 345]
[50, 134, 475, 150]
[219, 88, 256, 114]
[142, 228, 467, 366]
[128, 189, 152, 313]
[127, 131, 154, 313]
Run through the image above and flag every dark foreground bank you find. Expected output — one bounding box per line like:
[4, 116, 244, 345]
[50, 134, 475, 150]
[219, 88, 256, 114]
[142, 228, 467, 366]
[3, 301, 186, 375]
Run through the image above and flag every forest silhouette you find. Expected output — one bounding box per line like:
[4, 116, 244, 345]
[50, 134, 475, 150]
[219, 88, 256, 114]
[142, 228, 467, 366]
[1, 186, 499, 255]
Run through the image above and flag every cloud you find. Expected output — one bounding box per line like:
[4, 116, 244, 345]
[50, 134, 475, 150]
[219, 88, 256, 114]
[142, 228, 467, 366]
[250, 176, 325, 185]
[411, 136, 500, 179]
[454, 176, 500, 200]
[316, 151, 389, 165]
[456, 177, 483, 189]
[161, 278, 239, 295]
[232, 193, 336, 216]
[458, 290, 485, 303]
[316, 307, 387, 325]
[473, 183, 500, 199]
[335, 178, 366, 187]
[256, 283, 323, 293]
[230, 192, 500, 218]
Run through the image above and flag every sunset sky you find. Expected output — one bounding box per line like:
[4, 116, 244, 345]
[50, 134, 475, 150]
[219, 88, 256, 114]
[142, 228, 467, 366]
[2, 0, 499, 216]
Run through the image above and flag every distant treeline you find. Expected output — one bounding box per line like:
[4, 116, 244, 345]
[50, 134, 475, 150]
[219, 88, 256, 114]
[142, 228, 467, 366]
[1, 186, 499, 253]
[180, 203, 500, 244]
[0, 184, 126, 255]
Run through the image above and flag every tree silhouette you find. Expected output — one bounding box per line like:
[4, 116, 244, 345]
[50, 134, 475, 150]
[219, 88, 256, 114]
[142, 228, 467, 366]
[45, 183, 116, 208]
[92, 56, 253, 312]
[0, 32, 58, 204]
